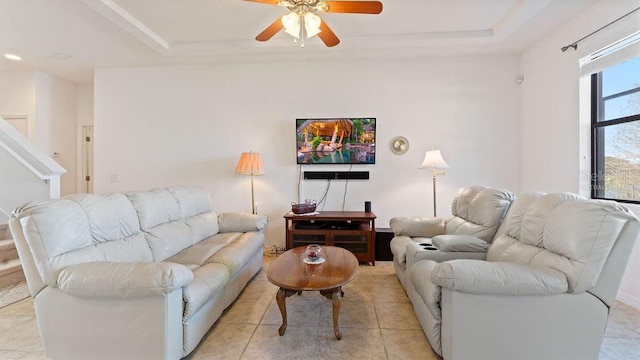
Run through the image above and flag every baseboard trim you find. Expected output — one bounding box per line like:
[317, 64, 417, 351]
[616, 290, 640, 310]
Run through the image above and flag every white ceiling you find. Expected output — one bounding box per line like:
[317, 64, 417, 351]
[0, 0, 597, 84]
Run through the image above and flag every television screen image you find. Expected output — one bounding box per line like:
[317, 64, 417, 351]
[296, 118, 376, 165]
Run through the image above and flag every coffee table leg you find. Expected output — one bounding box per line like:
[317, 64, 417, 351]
[276, 288, 287, 336]
[320, 287, 344, 340]
[332, 288, 342, 340]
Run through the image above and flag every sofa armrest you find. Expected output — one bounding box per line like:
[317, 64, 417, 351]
[432, 235, 489, 252]
[390, 216, 446, 237]
[57, 262, 193, 298]
[405, 241, 489, 269]
[431, 260, 568, 295]
[218, 212, 268, 232]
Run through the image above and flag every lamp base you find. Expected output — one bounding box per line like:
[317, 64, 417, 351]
[432, 175, 437, 217]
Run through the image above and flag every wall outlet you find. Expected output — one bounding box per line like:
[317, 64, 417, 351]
[110, 174, 119, 183]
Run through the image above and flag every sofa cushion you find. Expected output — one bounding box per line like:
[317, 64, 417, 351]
[66, 193, 152, 263]
[127, 189, 182, 230]
[203, 232, 242, 246]
[145, 221, 194, 261]
[185, 213, 219, 244]
[67, 193, 143, 242]
[168, 187, 213, 218]
[127, 188, 222, 261]
[169, 187, 219, 242]
[164, 238, 228, 267]
[19, 199, 92, 260]
[431, 259, 568, 295]
[93, 234, 154, 263]
[208, 232, 264, 277]
[446, 186, 515, 242]
[432, 235, 489, 252]
[519, 192, 582, 247]
[182, 262, 230, 320]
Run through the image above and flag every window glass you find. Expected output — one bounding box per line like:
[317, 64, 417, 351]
[604, 92, 640, 120]
[602, 57, 640, 97]
[599, 122, 640, 200]
[592, 55, 640, 202]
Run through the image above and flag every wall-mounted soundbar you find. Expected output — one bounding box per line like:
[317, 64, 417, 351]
[303, 171, 370, 180]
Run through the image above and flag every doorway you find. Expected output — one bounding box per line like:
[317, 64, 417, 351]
[79, 125, 94, 193]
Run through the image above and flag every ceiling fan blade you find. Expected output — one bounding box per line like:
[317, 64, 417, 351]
[318, 21, 340, 47]
[242, 0, 280, 4]
[324, 1, 383, 14]
[256, 18, 284, 41]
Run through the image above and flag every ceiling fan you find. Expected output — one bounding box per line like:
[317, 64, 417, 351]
[243, 0, 383, 47]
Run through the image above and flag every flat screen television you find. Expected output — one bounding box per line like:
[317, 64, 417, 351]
[296, 118, 376, 165]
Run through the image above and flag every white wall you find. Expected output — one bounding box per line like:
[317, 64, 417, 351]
[0, 71, 36, 131]
[0, 148, 49, 220]
[34, 72, 78, 196]
[0, 71, 48, 217]
[75, 84, 94, 193]
[521, 0, 640, 308]
[76, 84, 94, 127]
[94, 55, 522, 248]
[0, 71, 78, 197]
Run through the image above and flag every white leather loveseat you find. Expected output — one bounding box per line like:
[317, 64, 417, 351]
[9, 186, 268, 360]
[389, 185, 515, 288]
[407, 192, 640, 360]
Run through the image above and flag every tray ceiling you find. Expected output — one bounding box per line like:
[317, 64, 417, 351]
[0, 0, 597, 83]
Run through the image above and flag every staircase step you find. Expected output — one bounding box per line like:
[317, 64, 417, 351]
[0, 239, 18, 262]
[0, 223, 8, 240]
[0, 258, 25, 289]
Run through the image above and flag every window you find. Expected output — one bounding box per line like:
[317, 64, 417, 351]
[591, 56, 640, 202]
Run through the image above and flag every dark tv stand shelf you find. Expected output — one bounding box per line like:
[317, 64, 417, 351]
[284, 211, 377, 265]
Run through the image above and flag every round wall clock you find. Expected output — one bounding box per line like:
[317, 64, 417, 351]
[391, 136, 409, 155]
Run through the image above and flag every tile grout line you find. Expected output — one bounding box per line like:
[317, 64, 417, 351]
[239, 270, 278, 360]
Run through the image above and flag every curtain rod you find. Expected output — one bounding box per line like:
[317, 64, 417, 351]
[561, 6, 640, 52]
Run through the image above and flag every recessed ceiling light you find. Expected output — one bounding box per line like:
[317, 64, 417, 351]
[4, 54, 22, 61]
[54, 52, 71, 60]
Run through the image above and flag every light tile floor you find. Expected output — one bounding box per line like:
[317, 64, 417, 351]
[0, 258, 638, 359]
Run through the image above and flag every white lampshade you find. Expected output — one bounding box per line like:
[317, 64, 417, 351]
[419, 149, 450, 169]
[282, 13, 301, 38]
[304, 13, 322, 38]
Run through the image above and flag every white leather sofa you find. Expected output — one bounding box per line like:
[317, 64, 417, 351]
[9, 186, 268, 360]
[389, 185, 515, 288]
[406, 192, 640, 360]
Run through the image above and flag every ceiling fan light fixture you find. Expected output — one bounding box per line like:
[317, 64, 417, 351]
[304, 13, 322, 38]
[282, 12, 301, 38]
[249, 0, 383, 47]
[276, 0, 295, 7]
[315, 1, 329, 12]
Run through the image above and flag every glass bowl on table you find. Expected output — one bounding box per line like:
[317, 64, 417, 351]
[303, 244, 325, 264]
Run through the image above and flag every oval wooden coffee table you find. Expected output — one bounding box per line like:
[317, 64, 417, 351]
[267, 245, 359, 340]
